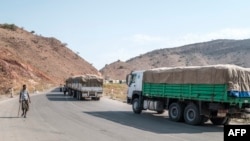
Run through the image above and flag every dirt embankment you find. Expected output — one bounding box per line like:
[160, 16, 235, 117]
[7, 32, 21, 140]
[0, 23, 101, 96]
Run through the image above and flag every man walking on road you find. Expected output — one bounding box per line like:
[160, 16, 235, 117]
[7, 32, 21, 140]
[19, 84, 31, 118]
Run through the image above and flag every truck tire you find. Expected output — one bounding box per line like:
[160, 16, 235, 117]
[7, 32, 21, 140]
[77, 93, 81, 100]
[132, 98, 142, 114]
[76, 93, 79, 100]
[210, 117, 230, 125]
[68, 90, 71, 96]
[184, 103, 202, 125]
[169, 102, 184, 122]
[73, 90, 77, 98]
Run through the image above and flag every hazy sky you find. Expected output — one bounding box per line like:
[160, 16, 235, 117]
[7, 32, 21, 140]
[1, 0, 250, 70]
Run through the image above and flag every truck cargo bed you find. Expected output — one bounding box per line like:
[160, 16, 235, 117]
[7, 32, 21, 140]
[143, 83, 250, 107]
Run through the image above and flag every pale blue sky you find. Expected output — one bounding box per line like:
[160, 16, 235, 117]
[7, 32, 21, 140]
[1, 0, 250, 70]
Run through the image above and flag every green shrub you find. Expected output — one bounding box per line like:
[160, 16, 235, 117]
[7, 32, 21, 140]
[0, 23, 17, 31]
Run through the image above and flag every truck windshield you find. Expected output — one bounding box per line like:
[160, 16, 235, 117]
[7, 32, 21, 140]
[126, 74, 136, 86]
[131, 74, 136, 84]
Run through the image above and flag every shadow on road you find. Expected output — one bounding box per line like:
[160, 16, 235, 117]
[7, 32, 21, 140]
[50, 88, 60, 92]
[45, 87, 75, 101]
[84, 111, 223, 134]
[46, 93, 79, 101]
[0, 117, 20, 118]
[46, 93, 94, 102]
[46, 88, 95, 102]
[46, 91, 91, 102]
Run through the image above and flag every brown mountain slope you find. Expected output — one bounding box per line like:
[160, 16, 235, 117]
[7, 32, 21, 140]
[100, 39, 250, 80]
[0, 24, 100, 95]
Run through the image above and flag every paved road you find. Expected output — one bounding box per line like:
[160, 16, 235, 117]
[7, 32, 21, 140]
[0, 88, 225, 141]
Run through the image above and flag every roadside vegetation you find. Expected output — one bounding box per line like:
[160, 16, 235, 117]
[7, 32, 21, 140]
[103, 83, 127, 102]
[0, 23, 17, 31]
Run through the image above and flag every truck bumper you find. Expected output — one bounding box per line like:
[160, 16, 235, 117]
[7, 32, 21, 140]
[81, 92, 102, 98]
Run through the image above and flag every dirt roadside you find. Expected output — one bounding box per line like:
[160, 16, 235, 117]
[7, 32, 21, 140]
[0, 87, 57, 103]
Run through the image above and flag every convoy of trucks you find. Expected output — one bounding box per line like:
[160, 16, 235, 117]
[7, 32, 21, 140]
[65, 74, 103, 100]
[126, 64, 250, 125]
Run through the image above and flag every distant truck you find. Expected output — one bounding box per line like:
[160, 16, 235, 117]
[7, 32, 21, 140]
[66, 74, 103, 100]
[126, 64, 250, 125]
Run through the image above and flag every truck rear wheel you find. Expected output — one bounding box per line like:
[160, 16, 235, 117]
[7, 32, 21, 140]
[210, 117, 230, 125]
[73, 90, 77, 98]
[169, 102, 184, 122]
[132, 98, 142, 114]
[184, 103, 202, 125]
[77, 92, 81, 100]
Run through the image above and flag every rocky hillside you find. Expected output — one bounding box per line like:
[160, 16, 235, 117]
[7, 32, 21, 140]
[100, 39, 250, 80]
[0, 24, 100, 95]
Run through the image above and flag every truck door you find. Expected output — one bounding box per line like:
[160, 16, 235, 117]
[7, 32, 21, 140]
[127, 73, 137, 99]
[128, 72, 142, 98]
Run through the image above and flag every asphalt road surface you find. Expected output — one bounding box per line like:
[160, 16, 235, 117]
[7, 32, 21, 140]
[0, 88, 225, 141]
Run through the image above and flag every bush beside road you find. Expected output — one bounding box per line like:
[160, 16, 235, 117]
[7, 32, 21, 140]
[103, 83, 127, 102]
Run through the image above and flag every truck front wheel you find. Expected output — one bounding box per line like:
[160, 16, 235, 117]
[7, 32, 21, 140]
[169, 102, 184, 122]
[132, 98, 142, 114]
[184, 103, 202, 125]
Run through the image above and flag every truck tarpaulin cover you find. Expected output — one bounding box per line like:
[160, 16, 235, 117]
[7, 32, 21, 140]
[143, 64, 250, 98]
[66, 74, 103, 87]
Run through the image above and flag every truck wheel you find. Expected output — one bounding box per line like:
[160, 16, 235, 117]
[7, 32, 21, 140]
[210, 117, 230, 125]
[78, 93, 82, 100]
[76, 93, 79, 100]
[73, 91, 77, 98]
[132, 98, 142, 114]
[169, 102, 184, 122]
[76, 92, 79, 100]
[184, 103, 202, 125]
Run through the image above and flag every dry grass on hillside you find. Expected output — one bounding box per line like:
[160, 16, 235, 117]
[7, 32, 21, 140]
[103, 83, 128, 102]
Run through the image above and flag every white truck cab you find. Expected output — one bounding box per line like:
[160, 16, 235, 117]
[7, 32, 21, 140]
[126, 70, 165, 114]
[126, 70, 144, 104]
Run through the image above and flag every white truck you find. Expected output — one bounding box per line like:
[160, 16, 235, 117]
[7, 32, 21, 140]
[66, 74, 103, 100]
[126, 65, 250, 125]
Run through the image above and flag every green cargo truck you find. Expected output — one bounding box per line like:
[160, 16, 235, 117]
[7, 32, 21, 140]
[126, 64, 250, 125]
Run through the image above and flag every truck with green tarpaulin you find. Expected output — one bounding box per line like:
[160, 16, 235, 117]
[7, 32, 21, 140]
[126, 64, 250, 125]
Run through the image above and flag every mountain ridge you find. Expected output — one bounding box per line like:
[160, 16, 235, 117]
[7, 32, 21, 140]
[100, 39, 250, 80]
